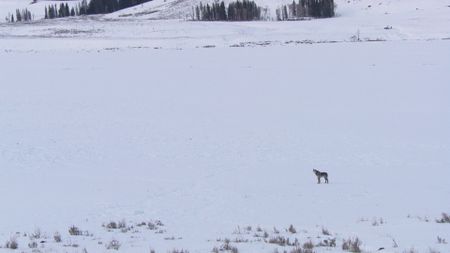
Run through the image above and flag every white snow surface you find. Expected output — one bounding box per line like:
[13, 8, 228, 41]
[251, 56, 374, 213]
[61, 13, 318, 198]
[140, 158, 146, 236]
[0, 0, 450, 253]
[1, 42, 449, 252]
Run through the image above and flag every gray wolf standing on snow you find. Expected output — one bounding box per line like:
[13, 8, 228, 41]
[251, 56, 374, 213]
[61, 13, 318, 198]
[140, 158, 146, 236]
[313, 169, 329, 184]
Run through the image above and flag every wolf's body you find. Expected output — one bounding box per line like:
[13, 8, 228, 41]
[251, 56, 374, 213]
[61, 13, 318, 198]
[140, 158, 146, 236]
[313, 169, 329, 184]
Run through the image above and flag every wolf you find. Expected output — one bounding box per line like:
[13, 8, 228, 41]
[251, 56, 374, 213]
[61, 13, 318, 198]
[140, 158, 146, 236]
[313, 169, 329, 184]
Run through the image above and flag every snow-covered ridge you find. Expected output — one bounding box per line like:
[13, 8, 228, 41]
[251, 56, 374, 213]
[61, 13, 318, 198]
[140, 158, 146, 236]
[99, 0, 450, 20]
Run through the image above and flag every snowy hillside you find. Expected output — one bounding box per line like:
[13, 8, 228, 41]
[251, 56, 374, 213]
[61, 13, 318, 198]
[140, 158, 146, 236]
[1, 0, 449, 51]
[0, 0, 449, 253]
[106, 0, 450, 20]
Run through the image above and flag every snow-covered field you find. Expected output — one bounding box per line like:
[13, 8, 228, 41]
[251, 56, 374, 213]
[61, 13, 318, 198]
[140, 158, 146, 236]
[0, 0, 449, 253]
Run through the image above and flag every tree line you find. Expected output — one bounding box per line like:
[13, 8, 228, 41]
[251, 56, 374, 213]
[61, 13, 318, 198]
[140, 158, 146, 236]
[193, 0, 264, 21]
[5, 9, 33, 23]
[276, 0, 335, 20]
[45, 0, 152, 19]
[45, 3, 75, 19]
